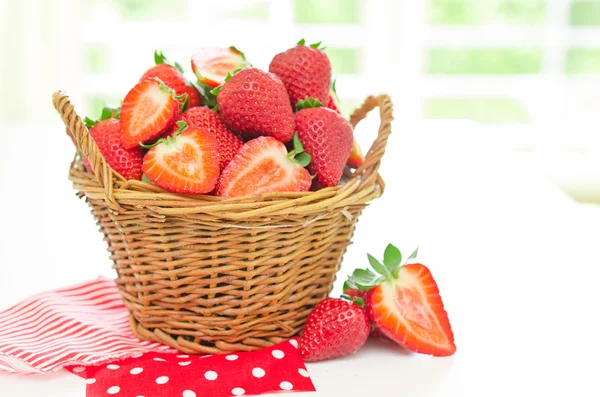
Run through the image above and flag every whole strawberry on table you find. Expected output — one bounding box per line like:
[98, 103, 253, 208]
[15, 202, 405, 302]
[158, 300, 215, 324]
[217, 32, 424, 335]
[82, 40, 364, 197]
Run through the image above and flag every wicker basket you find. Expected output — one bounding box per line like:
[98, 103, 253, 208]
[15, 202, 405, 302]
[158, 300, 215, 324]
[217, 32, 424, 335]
[52, 91, 393, 354]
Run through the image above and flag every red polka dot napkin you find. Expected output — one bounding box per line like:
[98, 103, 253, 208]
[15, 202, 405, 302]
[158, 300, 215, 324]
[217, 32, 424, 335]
[66, 340, 314, 397]
[0, 277, 316, 396]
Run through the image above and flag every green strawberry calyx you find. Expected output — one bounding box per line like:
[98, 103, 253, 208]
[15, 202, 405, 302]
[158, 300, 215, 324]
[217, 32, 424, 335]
[346, 244, 419, 290]
[297, 38, 326, 50]
[84, 104, 121, 129]
[287, 132, 311, 167]
[340, 294, 365, 308]
[154, 50, 185, 74]
[153, 77, 189, 112]
[229, 45, 247, 60]
[296, 98, 322, 111]
[139, 121, 188, 149]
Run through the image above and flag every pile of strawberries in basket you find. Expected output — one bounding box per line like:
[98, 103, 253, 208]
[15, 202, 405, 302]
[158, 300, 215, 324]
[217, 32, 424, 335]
[82, 40, 365, 197]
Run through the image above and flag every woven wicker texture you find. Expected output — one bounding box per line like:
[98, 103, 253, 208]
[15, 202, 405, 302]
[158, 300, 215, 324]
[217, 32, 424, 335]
[53, 91, 393, 354]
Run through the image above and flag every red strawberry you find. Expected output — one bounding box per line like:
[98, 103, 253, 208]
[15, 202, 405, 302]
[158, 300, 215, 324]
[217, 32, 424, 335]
[216, 68, 295, 142]
[167, 107, 242, 171]
[348, 245, 456, 356]
[142, 122, 220, 194]
[88, 118, 144, 180]
[299, 297, 370, 362]
[216, 135, 311, 198]
[191, 47, 249, 88]
[269, 39, 331, 108]
[347, 139, 365, 168]
[343, 284, 387, 339]
[120, 79, 181, 149]
[141, 51, 201, 108]
[295, 100, 353, 187]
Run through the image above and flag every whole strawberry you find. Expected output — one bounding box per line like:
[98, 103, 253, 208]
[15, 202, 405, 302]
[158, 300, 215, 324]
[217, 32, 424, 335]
[269, 39, 331, 107]
[140, 50, 202, 108]
[88, 118, 144, 180]
[300, 297, 370, 362]
[216, 68, 295, 142]
[167, 107, 242, 171]
[295, 99, 353, 187]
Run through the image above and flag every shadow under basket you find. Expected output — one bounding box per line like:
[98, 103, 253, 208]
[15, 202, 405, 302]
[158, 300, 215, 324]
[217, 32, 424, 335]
[52, 91, 393, 354]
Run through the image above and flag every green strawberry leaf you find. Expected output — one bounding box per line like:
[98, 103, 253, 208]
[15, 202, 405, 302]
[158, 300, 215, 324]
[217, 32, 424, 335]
[142, 174, 153, 184]
[292, 132, 304, 153]
[295, 152, 311, 167]
[84, 117, 98, 129]
[348, 268, 384, 290]
[332, 78, 339, 101]
[310, 41, 325, 50]
[352, 296, 365, 307]
[210, 85, 222, 97]
[194, 81, 217, 108]
[297, 38, 306, 45]
[296, 98, 322, 111]
[154, 50, 184, 74]
[174, 121, 188, 135]
[174, 92, 189, 112]
[343, 279, 358, 291]
[405, 246, 419, 264]
[229, 45, 246, 60]
[368, 253, 388, 276]
[383, 244, 402, 273]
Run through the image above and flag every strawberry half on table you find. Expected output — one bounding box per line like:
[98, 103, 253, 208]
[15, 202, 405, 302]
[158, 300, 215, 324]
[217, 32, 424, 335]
[191, 46, 249, 89]
[141, 121, 220, 194]
[120, 78, 184, 149]
[347, 244, 456, 356]
[216, 134, 312, 198]
[140, 50, 202, 108]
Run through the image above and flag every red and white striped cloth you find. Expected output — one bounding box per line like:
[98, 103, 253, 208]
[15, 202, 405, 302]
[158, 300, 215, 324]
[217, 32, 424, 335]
[0, 277, 173, 373]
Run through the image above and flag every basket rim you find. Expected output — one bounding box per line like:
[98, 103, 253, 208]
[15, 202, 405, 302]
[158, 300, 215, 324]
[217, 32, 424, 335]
[55, 92, 393, 218]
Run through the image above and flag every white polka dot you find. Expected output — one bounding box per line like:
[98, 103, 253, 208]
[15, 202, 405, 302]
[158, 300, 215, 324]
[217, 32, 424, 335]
[252, 367, 265, 378]
[136, 395, 145, 397]
[131, 353, 143, 358]
[289, 339, 299, 348]
[85, 378, 96, 384]
[280, 381, 293, 391]
[182, 391, 196, 397]
[272, 350, 285, 359]
[178, 361, 191, 366]
[298, 368, 309, 377]
[130, 367, 143, 375]
[232, 387, 245, 396]
[107, 386, 120, 394]
[225, 354, 238, 361]
[72, 366, 85, 373]
[153, 357, 166, 362]
[177, 355, 189, 358]
[204, 370, 218, 381]
[107, 364, 120, 370]
[156, 376, 169, 385]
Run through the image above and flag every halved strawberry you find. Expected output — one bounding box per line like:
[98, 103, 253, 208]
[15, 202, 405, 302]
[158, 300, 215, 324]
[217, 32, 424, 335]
[120, 79, 181, 149]
[142, 121, 220, 194]
[347, 245, 456, 356]
[347, 138, 364, 168]
[216, 134, 312, 198]
[191, 47, 249, 89]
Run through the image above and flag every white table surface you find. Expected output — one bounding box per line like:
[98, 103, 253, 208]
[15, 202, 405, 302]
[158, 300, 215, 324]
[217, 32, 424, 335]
[1, 119, 599, 396]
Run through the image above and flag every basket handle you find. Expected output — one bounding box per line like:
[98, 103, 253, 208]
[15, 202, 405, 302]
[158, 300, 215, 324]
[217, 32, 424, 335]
[52, 91, 123, 210]
[348, 94, 393, 190]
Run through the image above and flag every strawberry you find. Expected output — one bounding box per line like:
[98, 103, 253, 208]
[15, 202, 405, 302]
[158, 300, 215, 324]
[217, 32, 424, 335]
[299, 297, 370, 362]
[191, 46, 249, 88]
[216, 134, 311, 198]
[120, 79, 181, 149]
[347, 245, 456, 356]
[216, 68, 295, 142]
[295, 99, 353, 187]
[141, 51, 202, 108]
[347, 139, 365, 168]
[142, 121, 220, 194]
[269, 39, 331, 108]
[326, 90, 341, 114]
[167, 107, 242, 171]
[86, 118, 144, 180]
